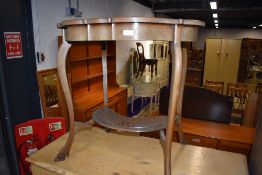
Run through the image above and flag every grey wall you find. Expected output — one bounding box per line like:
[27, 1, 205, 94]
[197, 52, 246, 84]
[31, 0, 154, 70]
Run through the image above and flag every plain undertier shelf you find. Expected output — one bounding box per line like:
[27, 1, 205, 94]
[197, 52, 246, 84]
[93, 107, 167, 132]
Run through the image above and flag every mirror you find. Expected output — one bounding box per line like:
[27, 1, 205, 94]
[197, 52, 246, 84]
[37, 68, 68, 129]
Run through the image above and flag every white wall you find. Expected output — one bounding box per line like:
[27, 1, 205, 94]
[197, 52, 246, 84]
[193, 28, 262, 49]
[31, 0, 154, 70]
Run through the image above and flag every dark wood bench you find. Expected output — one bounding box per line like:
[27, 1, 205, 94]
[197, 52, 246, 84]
[159, 86, 233, 123]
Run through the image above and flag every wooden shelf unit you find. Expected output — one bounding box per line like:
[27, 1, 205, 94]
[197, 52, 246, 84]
[185, 49, 204, 86]
[70, 53, 116, 62]
[237, 38, 262, 82]
[58, 36, 127, 122]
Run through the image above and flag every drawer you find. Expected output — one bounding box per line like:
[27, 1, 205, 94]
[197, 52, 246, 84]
[217, 140, 251, 156]
[184, 133, 218, 148]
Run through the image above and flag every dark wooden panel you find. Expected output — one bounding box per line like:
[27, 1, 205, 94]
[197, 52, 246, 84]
[160, 86, 233, 123]
[249, 101, 262, 175]
[217, 140, 251, 156]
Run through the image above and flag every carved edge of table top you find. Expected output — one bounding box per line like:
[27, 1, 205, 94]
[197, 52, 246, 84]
[57, 17, 205, 28]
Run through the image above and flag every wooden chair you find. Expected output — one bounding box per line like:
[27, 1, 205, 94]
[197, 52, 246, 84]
[235, 87, 249, 112]
[204, 80, 224, 94]
[255, 83, 262, 94]
[227, 83, 247, 96]
[135, 42, 158, 78]
[227, 83, 249, 115]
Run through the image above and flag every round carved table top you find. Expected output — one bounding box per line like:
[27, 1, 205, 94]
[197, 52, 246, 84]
[57, 17, 205, 42]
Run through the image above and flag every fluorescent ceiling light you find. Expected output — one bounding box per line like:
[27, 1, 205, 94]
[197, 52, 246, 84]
[215, 23, 218, 27]
[210, 1, 217, 9]
[253, 26, 257, 29]
[213, 13, 218, 18]
[216, 26, 218, 29]
[259, 24, 262, 27]
[214, 20, 218, 23]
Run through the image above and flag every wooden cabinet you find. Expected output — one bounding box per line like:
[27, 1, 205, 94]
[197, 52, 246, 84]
[172, 118, 255, 157]
[186, 49, 204, 86]
[203, 39, 241, 91]
[58, 37, 127, 122]
[237, 38, 262, 82]
[143, 117, 255, 156]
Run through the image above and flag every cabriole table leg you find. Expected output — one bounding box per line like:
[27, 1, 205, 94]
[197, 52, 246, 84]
[164, 24, 183, 175]
[55, 31, 74, 161]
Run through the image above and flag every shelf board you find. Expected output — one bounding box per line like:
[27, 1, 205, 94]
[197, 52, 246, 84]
[72, 70, 115, 84]
[74, 86, 126, 110]
[187, 68, 203, 72]
[71, 53, 116, 62]
[189, 57, 204, 60]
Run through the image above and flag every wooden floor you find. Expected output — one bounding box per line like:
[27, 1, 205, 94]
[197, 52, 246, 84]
[26, 127, 248, 175]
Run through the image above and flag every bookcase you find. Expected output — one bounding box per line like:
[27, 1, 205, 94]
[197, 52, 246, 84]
[238, 38, 262, 82]
[185, 49, 204, 86]
[58, 36, 127, 122]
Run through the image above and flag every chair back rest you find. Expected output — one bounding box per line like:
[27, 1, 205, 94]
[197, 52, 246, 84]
[205, 80, 224, 94]
[136, 42, 145, 61]
[227, 83, 248, 96]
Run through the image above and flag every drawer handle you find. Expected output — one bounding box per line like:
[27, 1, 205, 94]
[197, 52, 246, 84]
[192, 138, 201, 143]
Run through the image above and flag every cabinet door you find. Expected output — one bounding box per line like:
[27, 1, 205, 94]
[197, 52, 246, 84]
[220, 39, 241, 86]
[203, 39, 222, 83]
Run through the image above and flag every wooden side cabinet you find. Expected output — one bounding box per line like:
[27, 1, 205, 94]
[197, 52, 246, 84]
[58, 37, 127, 122]
[174, 133, 252, 156]
[142, 118, 254, 157]
[172, 118, 255, 157]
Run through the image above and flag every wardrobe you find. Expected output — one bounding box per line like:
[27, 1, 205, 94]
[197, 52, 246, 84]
[203, 39, 241, 91]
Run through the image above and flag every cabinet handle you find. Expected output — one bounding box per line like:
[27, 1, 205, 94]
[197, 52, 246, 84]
[217, 50, 220, 56]
[225, 51, 228, 57]
[192, 138, 201, 143]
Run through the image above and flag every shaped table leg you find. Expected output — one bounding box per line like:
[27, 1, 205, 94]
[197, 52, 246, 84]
[164, 24, 183, 175]
[55, 31, 74, 161]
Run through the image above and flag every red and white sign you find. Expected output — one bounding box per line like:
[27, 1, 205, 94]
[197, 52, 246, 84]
[49, 122, 62, 132]
[4, 32, 23, 59]
[18, 126, 33, 136]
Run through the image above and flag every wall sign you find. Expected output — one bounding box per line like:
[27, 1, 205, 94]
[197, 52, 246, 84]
[4, 32, 23, 59]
